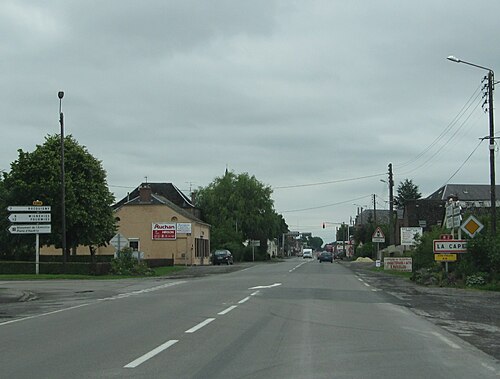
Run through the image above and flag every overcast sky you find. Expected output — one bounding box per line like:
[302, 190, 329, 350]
[2, 1, 500, 243]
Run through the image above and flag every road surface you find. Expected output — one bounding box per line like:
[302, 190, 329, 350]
[0, 258, 498, 378]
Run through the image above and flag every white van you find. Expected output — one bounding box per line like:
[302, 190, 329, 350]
[302, 248, 313, 259]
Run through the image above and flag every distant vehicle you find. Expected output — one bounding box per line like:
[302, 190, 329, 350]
[212, 249, 234, 265]
[318, 252, 333, 263]
[334, 251, 345, 260]
[302, 248, 313, 259]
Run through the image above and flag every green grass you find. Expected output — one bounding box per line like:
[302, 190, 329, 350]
[0, 266, 188, 280]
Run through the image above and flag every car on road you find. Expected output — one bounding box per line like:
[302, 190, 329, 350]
[302, 248, 313, 259]
[318, 252, 333, 263]
[334, 251, 345, 260]
[212, 249, 234, 265]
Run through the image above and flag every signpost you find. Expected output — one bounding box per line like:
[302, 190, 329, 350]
[7, 202, 52, 275]
[372, 227, 385, 260]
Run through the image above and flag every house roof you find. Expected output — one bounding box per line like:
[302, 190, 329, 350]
[113, 183, 208, 226]
[114, 183, 194, 209]
[426, 184, 500, 201]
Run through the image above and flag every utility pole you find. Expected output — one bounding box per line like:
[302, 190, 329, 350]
[487, 70, 496, 234]
[373, 194, 377, 226]
[388, 163, 394, 245]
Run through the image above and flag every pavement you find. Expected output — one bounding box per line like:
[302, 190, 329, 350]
[0, 259, 498, 361]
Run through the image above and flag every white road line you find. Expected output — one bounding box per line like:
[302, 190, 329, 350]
[218, 306, 237, 315]
[0, 303, 90, 327]
[98, 281, 186, 301]
[357, 278, 364, 282]
[238, 296, 250, 304]
[250, 291, 260, 296]
[124, 340, 178, 368]
[363, 283, 370, 287]
[185, 318, 216, 333]
[431, 332, 461, 349]
[248, 283, 282, 290]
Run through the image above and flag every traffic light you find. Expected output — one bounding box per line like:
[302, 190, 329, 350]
[322, 223, 325, 229]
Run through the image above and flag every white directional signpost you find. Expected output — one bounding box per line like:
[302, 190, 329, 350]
[7, 202, 51, 275]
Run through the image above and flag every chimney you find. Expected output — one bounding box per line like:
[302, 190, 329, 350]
[139, 185, 152, 203]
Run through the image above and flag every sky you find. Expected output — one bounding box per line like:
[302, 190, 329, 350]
[2, 1, 500, 244]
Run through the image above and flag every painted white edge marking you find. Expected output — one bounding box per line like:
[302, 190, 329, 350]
[250, 291, 260, 296]
[431, 332, 461, 349]
[218, 306, 237, 315]
[363, 283, 370, 287]
[185, 318, 216, 333]
[124, 340, 179, 368]
[1, 281, 186, 328]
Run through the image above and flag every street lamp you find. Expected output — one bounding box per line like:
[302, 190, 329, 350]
[447, 56, 496, 234]
[58, 91, 67, 265]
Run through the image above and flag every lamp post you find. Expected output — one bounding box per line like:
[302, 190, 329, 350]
[58, 91, 67, 266]
[447, 56, 496, 234]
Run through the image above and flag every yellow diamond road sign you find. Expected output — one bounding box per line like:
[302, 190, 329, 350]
[461, 215, 484, 238]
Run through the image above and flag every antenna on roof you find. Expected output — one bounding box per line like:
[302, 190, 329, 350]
[144, 176, 148, 184]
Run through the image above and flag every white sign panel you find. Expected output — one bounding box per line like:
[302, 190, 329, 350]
[110, 233, 129, 250]
[8, 213, 51, 223]
[8, 224, 51, 234]
[7, 205, 51, 212]
[433, 239, 467, 253]
[372, 227, 385, 243]
[400, 227, 423, 246]
[384, 257, 412, 272]
[176, 223, 192, 234]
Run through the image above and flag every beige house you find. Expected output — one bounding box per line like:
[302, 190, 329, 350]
[42, 183, 211, 266]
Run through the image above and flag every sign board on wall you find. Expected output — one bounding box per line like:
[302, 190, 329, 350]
[176, 223, 192, 234]
[400, 227, 423, 246]
[152, 223, 176, 240]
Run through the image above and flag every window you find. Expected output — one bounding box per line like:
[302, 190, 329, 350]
[129, 239, 139, 252]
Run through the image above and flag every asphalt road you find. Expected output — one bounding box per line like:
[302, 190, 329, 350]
[0, 259, 498, 378]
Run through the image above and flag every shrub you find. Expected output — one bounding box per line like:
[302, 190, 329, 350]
[110, 248, 153, 276]
[465, 273, 487, 287]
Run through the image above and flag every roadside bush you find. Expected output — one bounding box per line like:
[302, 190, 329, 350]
[411, 227, 443, 271]
[355, 242, 376, 259]
[110, 248, 153, 276]
[465, 273, 487, 287]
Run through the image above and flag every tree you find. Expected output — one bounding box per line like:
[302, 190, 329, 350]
[0, 134, 116, 259]
[195, 171, 288, 257]
[394, 179, 421, 209]
[308, 236, 323, 250]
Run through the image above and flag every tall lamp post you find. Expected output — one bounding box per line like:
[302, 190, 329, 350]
[58, 91, 67, 265]
[447, 56, 496, 234]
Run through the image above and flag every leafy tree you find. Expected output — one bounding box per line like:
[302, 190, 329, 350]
[0, 134, 116, 260]
[394, 179, 421, 209]
[195, 171, 288, 258]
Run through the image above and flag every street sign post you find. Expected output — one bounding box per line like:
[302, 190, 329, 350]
[8, 224, 52, 234]
[7, 206, 51, 212]
[8, 213, 51, 223]
[7, 203, 52, 275]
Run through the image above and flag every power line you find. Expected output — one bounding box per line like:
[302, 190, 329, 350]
[280, 194, 372, 213]
[273, 173, 386, 190]
[441, 139, 484, 186]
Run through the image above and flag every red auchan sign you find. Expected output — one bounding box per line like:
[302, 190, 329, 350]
[152, 223, 176, 240]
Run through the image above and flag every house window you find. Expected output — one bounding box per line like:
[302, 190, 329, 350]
[129, 239, 140, 252]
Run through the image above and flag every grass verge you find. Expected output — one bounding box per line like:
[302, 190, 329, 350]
[0, 266, 187, 280]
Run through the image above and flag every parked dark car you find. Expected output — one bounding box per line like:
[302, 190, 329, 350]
[212, 249, 234, 265]
[318, 252, 333, 263]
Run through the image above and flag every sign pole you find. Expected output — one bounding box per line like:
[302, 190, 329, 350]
[35, 233, 40, 275]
